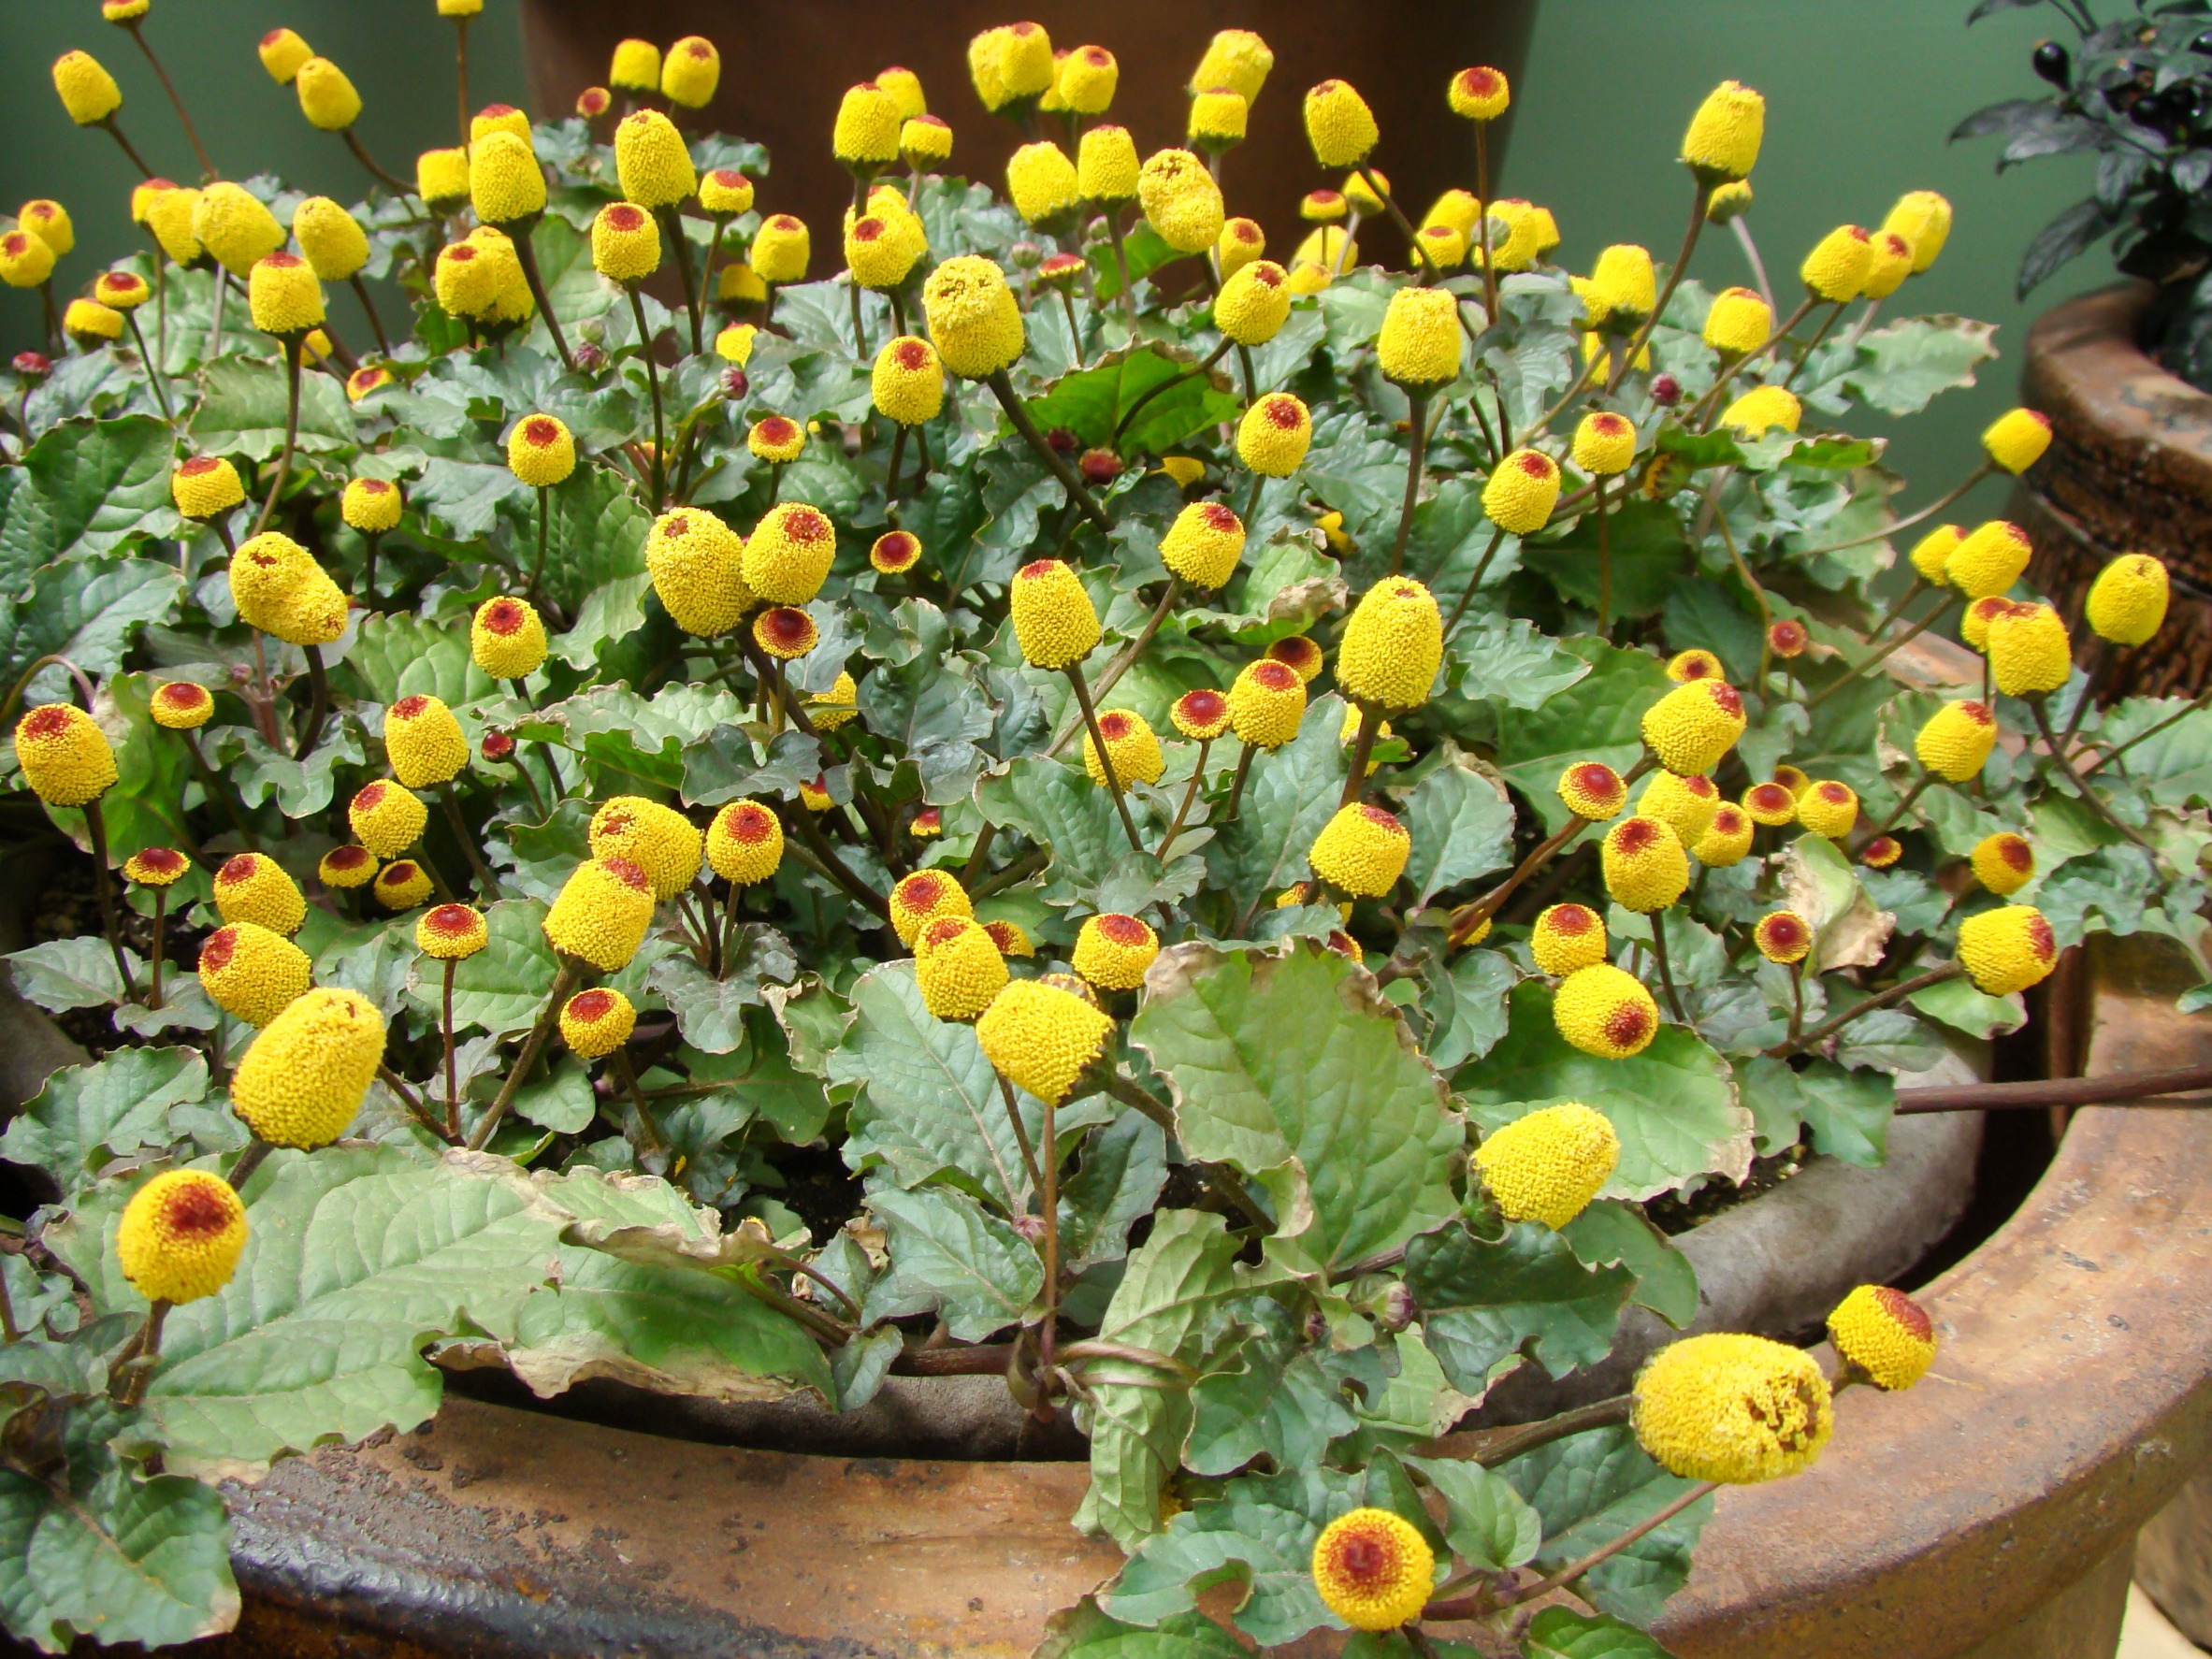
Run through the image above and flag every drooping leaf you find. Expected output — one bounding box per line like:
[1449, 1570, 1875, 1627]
[2, 1047, 206, 1190]
[1403, 1221, 1636, 1397]
[1402, 756, 1516, 906]
[864, 1183, 1041, 1341]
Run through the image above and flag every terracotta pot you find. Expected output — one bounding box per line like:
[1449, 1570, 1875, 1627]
[516, 0, 1539, 266]
[2016, 282, 2212, 701]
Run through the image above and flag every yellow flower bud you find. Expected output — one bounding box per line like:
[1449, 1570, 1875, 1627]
[383, 694, 467, 790]
[197, 919, 311, 1027]
[1634, 1332, 1831, 1484]
[1310, 1508, 1432, 1634]
[1829, 1284, 1936, 1391]
[872, 529, 922, 574]
[1375, 286, 1462, 390]
[227, 531, 345, 647]
[1800, 224, 1872, 303]
[1558, 761, 1628, 821]
[502, 414, 576, 491]
[1601, 815, 1690, 914]
[1530, 902, 1608, 976]
[52, 50, 123, 125]
[553, 988, 633, 1060]
[1412, 223, 1466, 271]
[1303, 79, 1378, 168]
[590, 202, 660, 286]
[248, 252, 324, 338]
[1072, 913, 1160, 992]
[846, 212, 922, 290]
[1228, 658, 1307, 751]
[1722, 383, 1800, 437]
[1987, 601, 2071, 697]
[1308, 802, 1410, 898]
[1673, 647, 1725, 682]
[660, 36, 721, 108]
[117, 1170, 248, 1306]
[1476, 1103, 1618, 1230]
[1916, 700, 1997, 784]
[1138, 148, 1226, 254]
[1957, 903, 2058, 996]
[716, 321, 759, 365]
[150, 681, 214, 729]
[976, 978, 1113, 1105]
[910, 916, 1009, 1022]
[1641, 678, 1746, 778]
[283, 198, 367, 289]
[417, 902, 488, 961]
[1217, 218, 1266, 280]
[348, 779, 427, 858]
[696, 170, 755, 220]
[2086, 553, 2168, 646]
[417, 148, 470, 211]
[340, 476, 401, 536]
[589, 796, 703, 902]
[1960, 595, 2023, 654]
[1706, 180, 1754, 224]
[1337, 576, 1443, 714]
[1009, 556, 1101, 671]
[318, 845, 378, 889]
[923, 254, 1023, 380]
[1692, 803, 1755, 868]
[12, 703, 115, 808]
[747, 414, 806, 467]
[809, 672, 860, 732]
[471, 596, 547, 681]
[94, 269, 151, 312]
[64, 299, 123, 345]
[645, 507, 753, 638]
[1190, 88, 1248, 149]
[1482, 448, 1562, 535]
[741, 501, 837, 606]
[876, 65, 926, 121]
[1237, 392, 1312, 477]
[1741, 781, 1796, 829]
[371, 859, 428, 911]
[1795, 779, 1858, 840]
[834, 81, 903, 169]
[1482, 198, 1550, 273]
[1159, 501, 1246, 591]
[903, 113, 954, 167]
[259, 28, 313, 85]
[1007, 140, 1081, 226]
[1591, 243, 1656, 324]
[470, 130, 546, 227]
[753, 605, 817, 661]
[608, 38, 660, 93]
[614, 108, 695, 209]
[120, 844, 185, 887]
[1945, 519, 2031, 600]
[1860, 230, 1916, 301]
[1883, 191, 1952, 274]
[296, 57, 363, 132]
[1268, 637, 1324, 685]
[1077, 124, 1140, 202]
[707, 800, 784, 886]
[1752, 910, 1811, 965]
[889, 868, 974, 948]
[1171, 687, 1232, 743]
[1972, 831, 2035, 896]
[1084, 710, 1166, 789]
[232, 986, 386, 1148]
[1191, 29, 1273, 103]
[1572, 411, 1637, 476]
[1681, 79, 1765, 182]
[543, 856, 657, 971]
[1448, 65, 1511, 122]
[190, 181, 282, 277]
[1972, 408, 2054, 483]
[1908, 525, 1965, 584]
[1215, 260, 1292, 347]
[1703, 285, 1772, 355]
[1637, 771, 1720, 849]
[18, 201, 71, 261]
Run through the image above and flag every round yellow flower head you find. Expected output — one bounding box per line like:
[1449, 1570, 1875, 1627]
[146, 681, 214, 733]
[1476, 1103, 1619, 1230]
[873, 64, 926, 122]
[1735, 782, 1792, 831]
[383, 694, 467, 790]
[543, 856, 657, 971]
[2087, 554, 2169, 646]
[810, 671, 860, 731]
[846, 213, 922, 291]
[1945, 519, 2031, 600]
[1797, 779, 1859, 840]
[590, 202, 661, 286]
[1309, 1507, 1432, 1633]
[1308, 803, 1411, 898]
[1191, 29, 1273, 104]
[889, 868, 975, 948]
[1237, 393, 1313, 478]
[1215, 259, 1293, 348]
[741, 501, 837, 606]
[1773, 764, 1813, 799]
[1634, 1333, 1832, 1484]
[1908, 524, 1967, 584]
[974, 919, 1030, 960]
[1136, 148, 1225, 255]
[1448, 65, 1511, 122]
[191, 181, 283, 277]
[1336, 576, 1443, 714]
[1703, 285, 1772, 356]
[318, 845, 377, 889]
[13, 703, 116, 808]
[1884, 191, 1953, 273]
[1301, 189, 1350, 226]
[976, 976, 1115, 1105]
[196, 921, 311, 1027]
[1665, 649, 1725, 685]
[340, 477, 402, 538]
[868, 333, 948, 427]
[1723, 384, 1801, 437]
[1859, 835, 1903, 871]
[1860, 231, 1916, 301]
[697, 168, 756, 219]
[753, 605, 818, 662]
[1066, 124, 1139, 205]
[232, 986, 386, 1147]
[1375, 286, 1462, 390]
[143, 183, 204, 266]
[1484, 199, 1551, 273]
[1411, 223, 1466, 271]
[1555, 961, 1660, 1058]
[1972, 831, 2035, 896]
[903, 113, 955, 168]
[1418, 190, 1479, 246]
[1265, 637, 1323, 687]
[1829, 1284, 1937, 1391]
[227, 531, 346, 647]
[1530, 902, 1608, 976]
[117, 1170, 248, 1306]
[470, 131, 546, 227]
[496, 416, 574, 494]
[708, 800, 785, 887]
[661, 36, 721, 108]
[922, 254, 1023, 380]
[608, 38, 660, 93]
[577, 86, 612, 121]
[1555, 760, 1626, 822]
[417, 902, 488, 962]
[1749, 909, 1811, 966]
[1642, 678, 1746, 776]
[1916, 699, 1998, 783]
[248, 252, 325, 339]
[470, 596, 547, 682]
[747, 414, 806, 467]
[717, 322, 759, 365]
[1638, 770, 1721, 848]
[1572, 411, 1638, 477]
[1228, 659, 1307, 751]
[833, 81, 903, 171]
[1694, 803, 1756, 868]
[1168, 687, 1231, 743]
[1190, 88, 1249, 151]
[296, 57, 363, 131]
[1073, 913, 1160, 992]
[1681, 79, 1765, 182]
[19, 200, 72, 259]
[64, 300, 123, 346]
[1987, 602, 2072, 697]
[1010, 557, 1101, 671]
[433, 237, 503, 317]
[412, 148, 469, 213]
[915, 916, 1010, 1021]
[52, 50, 123, 125]
[1005, 140, 1080, 228]
[1482, 448, 1562, 536]
[94, 270, 150, 315]
[1154, 501, 1247, 592]
[1958, 903, 2059, 996]
[1303, 79, 1379, 169]
[587, 796, 703, 902]
[260, 27, 314, 85]
[1590, 243, 1657, 325]
[348, 779, 427, 858]
[871, 528, 923, 575]
[1800, 224, 1872, 303]
[1960, 595, 2025, 654]
[612, 108, 695, 210]
[1217, 218, 1267, 281]
[1601, 815, 1690, 914]
[1084, 710, 1166, 790]
[1706, 180, 1754, 225]
[283, 199, 367, 288]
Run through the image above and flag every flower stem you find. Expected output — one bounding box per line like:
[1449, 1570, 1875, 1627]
[123, 313, 172, 423]
[1473, 123, 1498, 322]
[1341, 704, 1382, 810]
[107, 1300, 170, 1408]
[441, 958, 460, 1137]
[528, 486, 551, 605]
[2031, 694, 2152, 852]
[1649, 904, 1686, 1023]
[2078, 685, 2212, 776]
[341, 129, 416, 198]
[1443, 526, 1510, 640]
[1223, 743, 1255, 822]
[628, 286, 667, 505]
[1499, 1480, 1719, 1610]
[1786, 958, 1805, 1046]
[1731, 216, 1775, 310]
[80, 799, 138, 1003]
[1104, 207, 1138, 329]
[468, 959, 580, 1149]
[988, 369, 1111, 534]
[1157, 739, 1209, 862]
[453, 16, 471, 152]
[440, 784, 499, 899]
[1594, 476, 1613, 636]
[1873, 772, 1935, 838]
[512, 227, 575, 371]
[1448, 818, 1584, 945]
[1765, 963, 1961, 1060]
[1608, 180, 1711, 395]
[1686, 294, 1816, 427]
[1798, 462, 1995, 560]
[1064, 665, 1145, 853]
[1390, 391, 1430, 577]
[1804, 594, 1959, 712]
[1113, 339, 1230, 447]
[98, 117, 155, 180]
[997, 1072, 1046, 1203]
[1779, 300, 1848, 392]
[295, 643, 329, 762]
[148, 888, 166, 1011]
[251, 339, 305, 538]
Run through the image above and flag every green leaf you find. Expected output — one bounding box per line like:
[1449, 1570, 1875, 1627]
[1036, 1598, 1250, 1659]
[1560, 1202, 1699, 1327]
[1524, 1607, 1684, 1659]
[0, 417, 182, 585]
[1202, 696, 1351, 916]
[1445, 614, 1593, 712]
[648, 929, 798, 1054]
[412, 455, 531, 539]
[1133, 940, 1464, 1273]
[3, 1048, 206, 1190]
[1910, 972, 2028, 1039]
[1501, 1426, 1710, 1626]
[1737, 1056, 1892, 1166]
[526, 685, 746, 796]
[976, 755, 1128, 897]
[1021, 348, 1242, 456]
[1185, 1299, 1378, 1478]
[336, 612, 497, 708]
[511, 1060, 596, 1134]
[1406, 1455, 1543, 1572]
[1089, 222, 1186, 302]
[1403, 756, 1515, 906]
[3, 937, 136, 1014]
[1523, 499, 1691, 620]
[1494, 641, 1673, 834]
[0, 557, 181, 700]
[1215, 534, 1346, 647]
[0, 1467, 239, 1652]
[1457, 982, 1752, 1200]
[446, 900, 558, 1035]
[538, 463, 654, 620]
[1842, 315, 1999, 417]
[189, 357, 354, 461]
[1059, 1112, 1169, 1272]
[1422, 947, 1517, 1072]
[1404, 1220, 1636, 1395]
[866, 1183, 1041, 1341]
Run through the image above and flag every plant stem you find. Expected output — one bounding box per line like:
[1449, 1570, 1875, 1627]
[1448, 818, 1584, 945]
[2060, 645, 2114, 745]
[1498, 1481, 1718, 1610]
[80, 799, 137, 1002]
[528, 486, 551, 605]
[123, 313, 172, 423]
[1730, 216, 1775, 310]
[1114, 339, 1230, 446]
[441, 958, 460, 1136]
[148, 888, 166, 1011]
[1223, 743, 1255, 821]
[293, 643, 330, 761]
[1713, 508, 1774, 685]
[1687, 295, 1816, 426]
[342, 129, 416, 198]
[1898, 1059, 2212, 1115]
[627, 288, 667, 505]
[787, 808, 890, 919]
[1608, 181, 1711, 395]
[884, 422, 908, 512]
[512, 228, 575, 370]
[988, 370, 1111, 533]
[1036, 1087, 1060, 1392]
[98, 117, 155, 180]
[440, 784, 499, 899]
[108, 1300, 170, 1408]
[1355, 168, 1439, 282]
[1389, 391, 1430, 577]
[468, 960, 580, 1149]
[1648, 905, 1686, 1023]
[1473, 123, 1498, 321]
[1873, 772, 1935, 838]
[1443, 527, 1510, 640]
[252, 339, 305, 537]
[1421, 1392, 1633, 1465]
[1778, 300, 1847, 392]
[1804, 595, 1959, 712]
[1065, 666, 1144, 852]
[1786, 959, 1805, 1046]
[125, 20, 216, 178]
[1157, 739, 1209, 861]
[1594, 476, 1613, 636]
[997, 1073, 1046, 1205]
[454, 15, 471, 152]
[1340, 704, 1383, 810]
[2078, 686, 2212, 776]
[1798, 462, 1995, 559]
[697, 214, 730, 348]
[1765, 964, 1961, 1060]
[611, 1048, 672, 1171]
[2031, 695, 2152, 852]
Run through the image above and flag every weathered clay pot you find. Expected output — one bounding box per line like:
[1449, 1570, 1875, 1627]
[2016, 282, 2212, 700]
[516, 0, 1540, 264]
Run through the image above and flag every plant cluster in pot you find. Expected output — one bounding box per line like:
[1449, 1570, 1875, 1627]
[1, 7, 2209, 1659]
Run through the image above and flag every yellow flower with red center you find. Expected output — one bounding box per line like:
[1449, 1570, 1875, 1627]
[1308, 803, 1410, 898]
[317, 845, 378, 890]
[975, 978, 1115, 1105]
[1376, 287, 1462, 390]
[1754, 910, 1812, 965]
[1945, 519, 2031, 599]
[149, 681, 214, 730]
[1682, 79, 1765, 181]
[1633, 1333, 1832, 1484]
[736, 501, 842, 615]
[1909, 525, 1966, 584]
[1171, 688, 1232, 743]
[1227, 659, 1306, 751]
[197, 922, 311, 1027]
[1885, 191, 1953, 272]
[1558, 761, 1628, 821]
[748, 414, 806, 466]
[1530, 902, 1608, 976]
[1916, 700, 1998, 783]
[340, 477, 402, 536]
[347, 365, 394, 402]
[231, 986, 387, 1148]
[846, 213, 922, 290]
[1267, 638, 1324, 685]
[922, 254, 1022, 380]
[1218, 218, 1265, 280]
[1800, 224, 1873, 302]
[1058, 47, 1119, 116]
[1694, 804, 1755, 868]
[1475, 1103, 1619, 1230]
[1310, 1508, 1433, 1632]
[1960, 595, 2024, 653]
[871, 529, 923, 575]
[1302, 190, 1348, 224]
[708, 801, 785, 886]
[590, 202, 660, 285]
[1084, 710, 1166, 789]
[1641, 678, 1746, 776]
[915, 916, 1009, 1021]
[1077, 125, 1140, 202]
[754, 605, 818, 660]
[1072, 913, 1160, 992]
[470, 132, 545, 227]
[911, 809, 943, 841]
[1987, 602, 2071, 697]
[471, 597, 548, 680]
[259, 28, 313, 84]
[213, 852, 306, 934]
[1982, 408, 2053, 475]
[1723, 385, 1801, 436]
[417, 902, 488, 960]
[560, 988, 636, 1060]
[385, 694, 469, 789]
[873, 335, 946, 426]
[117, 1170, 248, 1306]
[889, 869, 974, 948]
[833, 81, 903, 170]
[371, 859, 433, 911]
[1796, 780, 1858, 840]
[982, 919, 1034, 958]
[1861, 231, 1916, 300]
[589, 796, 704, 901]
[1602, 815, 1690, 914]
[1829, 1284, 1937, 1391]
[1303, 79, 1379, 168]
[577, 87, 612, 120]
[123, 846, 189, 888]
[228, 531, 348, 648]
[1703, 286, 1772, 355]
[661, 36, 721, 109]
[296, 57, 364, 131]
[170, 456, 245, 523]
[1637, 770, 1720, 848]
[1238, 393, 1312, 477]
[348, 779, 427, 859]
[13, 703, 117, 807]
[1152, 500, 1247, 593]
[64, 300, 123, 345]
[902, 113, 954, 168]
[2086, 554, 2169, 646]
[1555, 962, 1660, 1058]
[1972, 832, 2034, 896]
[1572, 411, 1637, 477]
[543, 856, 657, 971]
[1482, 449, 1561, 535]
[1011, 558, 1101, 670]
[1957, 904, 2058, 996]
[1216, 260, 1293, 347]
[1448, 65, 1511, 121]
[699, 169, 756, 217]
[1860, 835, 1903, 870]
[1664, 649, 1725, 685]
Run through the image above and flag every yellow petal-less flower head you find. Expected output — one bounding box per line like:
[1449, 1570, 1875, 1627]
[1310, 1507, 1432, 1633]
[1190, 88, 1248, 152]
[288, 196, 369, 285]
[1301, 189, 1349, 224]
[94, 269, 151, 312]
[589, 796, 704, 902]
[1909, 524, 1967, 584]
[470, 130, 547, 227]
[747, 414, 806, 466]
[1413, 223, 1467, 271]
[13, 704, 117, 808]
[417, 148, 470, 212]
[1800, 224, 1872, 303]
[1483, 198, 1554, 273]
[340, 476, 402, 536]
[1010, 557, 1101, 670]
[347, 779, 427, 858]
[1482, 448, 1562, 535]
[1558, 761, 1628, 822]
[1217, 218, 1266, 280]
[1049, 46, 1114, 116]
[1084, 710, 1166, 789]
[923, 254, 1023, 380]
[872, 334, 946, 426]
[1171, 687, 1232, 743]
[228, 530, 345, 647]
[1860, 835, 1904, 871]
[64, 300, 123, 345]
[1422, 189, 1481, 243]
[1216, 259, 1292, 347]
[1160, 501, 1247, 591]
[1634, 1333, 1832, 1484]
[976, 977, 1115, 1105]
[1304, 79, 1379, 169]
[232, 986, 386, 1148]
[753, 605, 818, 661]
[1192, 29, 1273, 103]
[1742, 781, 1797, 828]
[1693, 803, 1756, 868]
[468, 102, 528, 144]
[1007, 140, 1081, 227]
[372, 859, 433, 911]
[416, 902, 488, 961]
[1703, 285, 1773, 356]
[1638, 770, 1721, 848]
[846, 213, 922, 290]
[1076, 124, 1140, 203]
[1590, 243, 1657, 325]
[150, 680, 214, 730]
[911, 808, 943, 841]
[716, 321, 759, 365]
[1228, 659, 1307, 751]
[809, 671, 860, 732]
[1602, 815, 1691, 914]
[1957, 903, 2059, 996]
[608, 37, 661, 93]
[1530, 902, 1608, 976]
[1753, 910, 1813, 966]
[1861, 231, 1916, 301]
[259, 27, 314, 85]
[1972, 831, 2035, 896]
[1238, 393, 1312, 478]
[1555, 962, 1660, 1058]
[661, 36, 721, 108]
[1572, 411, 1638, 477]
[196, 921, 311, 1027]
[117, 1170, 248, 1306]
[978, 919, 1033, 959]
[471, 596, 548, 680]
[871, 528, 924, 575]
[557, 988, 635, 1061]
[193, 181, 284, 277]
[52, 50, 123, 125]
[506, 413, 576, 489]
[1337, 577, 1443, 714]
[2087, 553, 2169, 645]
[1961, 595, 2027, 654]
[1377, 286, 1463, 391]
[19, 200, 72, 259]
[296, 57, 364, 132]
[1309, 803, 1411, 898]
[1665, 649, 1725, 685]
[385, 694, 469, 789]
[614, 108, 696, 209]
[1448, 65, 1511, 122]
[1269, 637, 1324, 685]
[889, 868, 974, 948]
[1987, 602, 2072, 698]
[1138, 148, 1226, 254]
[1723, 384, 1801, 436]
[1476, 1103, 1619, 1230]
[1884, 190, 1953, 273]
[707, 800, 785, 886]
[590, 201, 661, 286]
[698, 168, 756, 218]
[1772, 764, 1813, 798]
[543, 856, 657, 972]
[433, 238, 503, 317]
[742, 501, 839, 606]
[642, 506, 752, 638]
[318, 845, 377, 889]
[833, 81, 903, 171]
[1829, 1284, 1937, 1391]
[1681, 79, 1765, 182]
[1797, 779, 1859, 840]
[914, 916, 1010, 1021]
[1641, 678, 1746, 776]
[144, 184, 204, 266]
[903, 113, 954, 168]
[1072, 912, 1160, 992]
[1916, 699, 1998, 784]
[1946, 519, 2031, 599]
[248, 252, 325, 339]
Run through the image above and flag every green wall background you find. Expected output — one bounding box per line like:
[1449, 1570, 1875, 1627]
[0, 1, 2104, 526]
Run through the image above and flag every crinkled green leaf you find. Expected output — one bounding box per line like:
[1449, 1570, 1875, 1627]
[3, 1048, 206, 1190]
